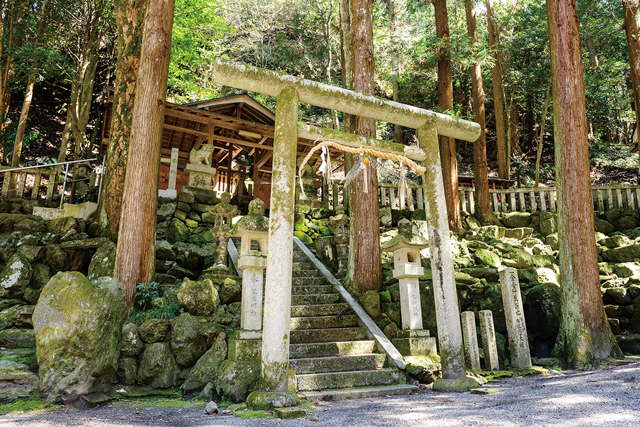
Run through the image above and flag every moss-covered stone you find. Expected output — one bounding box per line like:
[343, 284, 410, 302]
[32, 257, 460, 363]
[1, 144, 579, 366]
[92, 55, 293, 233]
[604, 245, 640, 263]
[116, 358, 138, 385]
[156, 241, 176, 261]
[170, 313, 208, 369]
[473, 249, 502, 268]
[137, 342, 177, 388]
[294, 231, 313, 244]
[45, 245, 67, 274]
[524, 283, 561, 357]
[0, 252, 32, 299]
[0, 328, 35, 348]
[87, 240, 117, 281]
[182, 334, 227, 392]
[503, 212, 531, 228]
[594, 216, 616, 234]
[33, 273, 127, 401]
[177, 278, 219, 316]
[11, 305, 34, 328]
[138, 318, 171, 344]
[14, 219, 45, 233]
[220, 279, 241, 304]
[46, 217, 77, 235]
[168, 218, 190, 242]
[121, 323, 144, 357]
[215, 359, 262, 403]
[247, 391, 300, 411]
[360, 290, 381, 318]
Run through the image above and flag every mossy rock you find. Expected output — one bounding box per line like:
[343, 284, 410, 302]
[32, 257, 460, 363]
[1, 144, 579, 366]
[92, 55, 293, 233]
[0, 252, 33, 299]
[359, 290, 381, 318]
[117, 358, 138, 386]
[33, 273, 127, 401]
[87, 240, 117, 281]
[170, 313, 208, 369]
[294, 231, 313, 244]
[182, 333, 227, 392]
[46, 216, 77, 235]
[167, 218, 190, 242]
[594, 216, 615, 234]
[177, 278, 219, 316]
[473, 249, 502, 268]
[137, 342, 177, 388]
[524, 283, 561, 358]
[121, 323, 144, 357]
[215, 359, 261, 403]
[138, 318, 171, 344]
[503, 212, 531, 228]
[246, 391, 300, 411]
[0, 329, 36, 348]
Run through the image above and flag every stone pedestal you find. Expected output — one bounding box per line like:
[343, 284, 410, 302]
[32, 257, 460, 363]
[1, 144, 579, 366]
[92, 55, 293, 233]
[228, 330, 262, 362]
[238, 254, 267, 330]
[393, 329, 437, 356]
[499, 267, 531, 369]
[479, 310, 500, 370]
[184, 163, 216, 190]
[461, 311, 480, 371]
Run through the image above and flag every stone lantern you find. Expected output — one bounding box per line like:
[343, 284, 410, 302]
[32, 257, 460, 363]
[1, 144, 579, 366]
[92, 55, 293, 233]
[382, 218, 436, 356]
[227, 198, 269, 362]
[206, 192, 238, 271]
[327, 204, 349, 278]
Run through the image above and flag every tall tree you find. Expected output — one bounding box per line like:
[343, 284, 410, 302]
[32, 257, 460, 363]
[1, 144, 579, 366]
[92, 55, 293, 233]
[486, 0, 509, 180]
[433, 0, 460, 230]
[464, 0, 496, 225]
[388, 0, 404, 143]
[97, 0, 148, 239]
[623, 0, 640, 175]
[9, 0, 51, 187]
[115, 0, 175, 308]
[547, 0, 621, 367]
[348, 0, 382, 292]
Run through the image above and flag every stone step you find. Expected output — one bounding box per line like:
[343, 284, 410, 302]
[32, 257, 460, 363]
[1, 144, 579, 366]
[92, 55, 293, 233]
[299, 384, 419, 402]
[290, 341, 377, 359]
[293, 252, 310, 261]
[292, 277, 327, 286]
[291, 294, 339, 306]
[292, 269, 323, 278]
[291, 327, 368, 344]
[290, 354, 386, 374]
[291, 303, 351, 317]
[290, 314, 359, 330]
[295, 368, 403, 392]
[291, 285, 334, 295]
[292, 261, 316, 270]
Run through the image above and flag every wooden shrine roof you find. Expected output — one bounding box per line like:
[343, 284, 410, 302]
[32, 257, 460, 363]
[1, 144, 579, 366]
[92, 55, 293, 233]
[100, 91, 337, 183]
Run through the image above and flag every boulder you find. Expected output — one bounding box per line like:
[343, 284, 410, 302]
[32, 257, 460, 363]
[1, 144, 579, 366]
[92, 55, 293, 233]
[137, 342, 177, 388]
[379, 206, 392, 227]
[14, 219, 45, 233]
[606, 287, 632, 306]
[539, 212, 557, 237]
[178, 191, 196, 204]
[602, 209, 622, 224]
[0, 329, 36, 348]
[170, 313, 208, 368]
[117, 358, 138, 385]
[220, 279, 241, 304]
[360, 290, 381, 318]
[180, 186, 218, 205]
[614, 215, 638, 232]
[0, 306, 20, 330]
[182, 334, 228, 392]
[604, 245, 640, 263]
[473, 248, 502, 268]
[31, 263, 52, 287]
[11, 305, 34, 328]
[503, 212, 531, 228]
[46, 217, 77, 235]
[168, 218, 190, 242]
[120, 323, 144, 357]
[0, 252, 32, 299]
[477, 284, 507, 334]
[215, 360, 261, 403]
[32, 273, 127, 401]
[594, 217, 615, 234]
[16, 245, 45, 263]
[87, 240, 117, 281]
[524, 283, 561, 358]
[177, 278, 219, 316]
[157, 202, 177, 222]
[156, 241, 176, 261]
[600, 235, 630, 249]
[45, 245, 68, 274]
[545, 234, 559, 251]
[138, 318, 171, 344]
[613, 263, 640, 279]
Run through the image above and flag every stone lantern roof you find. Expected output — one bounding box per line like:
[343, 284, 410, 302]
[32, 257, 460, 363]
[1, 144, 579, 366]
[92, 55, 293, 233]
[381, 219, 428, 253]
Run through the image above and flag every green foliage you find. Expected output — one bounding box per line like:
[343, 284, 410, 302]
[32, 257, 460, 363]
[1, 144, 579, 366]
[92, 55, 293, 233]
[136, 281, 160, 310]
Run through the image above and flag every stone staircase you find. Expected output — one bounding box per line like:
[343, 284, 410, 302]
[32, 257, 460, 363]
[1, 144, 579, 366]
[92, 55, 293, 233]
[230, 238, 416, 400]
[288, 244, 413, 400]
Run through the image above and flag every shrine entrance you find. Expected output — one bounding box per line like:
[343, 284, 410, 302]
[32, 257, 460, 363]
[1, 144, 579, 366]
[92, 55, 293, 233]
[210, 59, 481, 394]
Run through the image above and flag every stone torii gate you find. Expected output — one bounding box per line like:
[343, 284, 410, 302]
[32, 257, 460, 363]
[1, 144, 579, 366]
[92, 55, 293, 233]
[211, 59, 482, 393]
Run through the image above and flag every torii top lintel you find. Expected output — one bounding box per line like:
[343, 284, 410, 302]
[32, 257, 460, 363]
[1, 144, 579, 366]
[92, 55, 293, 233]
[210, 59, 481, 143]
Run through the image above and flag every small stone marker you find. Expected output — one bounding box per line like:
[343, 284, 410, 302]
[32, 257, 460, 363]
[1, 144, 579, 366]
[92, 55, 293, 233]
[499, 267, 532, 369]
[478, 310, 500, 371]
[461, 311, 481, 371]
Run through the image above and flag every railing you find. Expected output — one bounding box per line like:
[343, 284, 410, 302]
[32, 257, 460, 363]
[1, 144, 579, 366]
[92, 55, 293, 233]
[298, 178, 640, 214]
[0, 157, 105, 207]
[461, 184, 640, 214]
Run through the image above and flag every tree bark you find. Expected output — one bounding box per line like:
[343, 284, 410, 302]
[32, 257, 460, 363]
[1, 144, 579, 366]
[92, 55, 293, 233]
[339, 0, 355, 212]
[433, 0, 460, 229]
[10, 0, 51, 186]
[97, 0, 149, 239]
[623, 0, 640, 176]
[464, 0, 496, 225]
[347, 0, 381, 292]
[508, 98, 520, 156]
[486, 0, 509, 180]
[547, 0, 622, 367]
[534, 79, 551, 188]
[388, 0, 404, 144]
[115, 0, 174, 308]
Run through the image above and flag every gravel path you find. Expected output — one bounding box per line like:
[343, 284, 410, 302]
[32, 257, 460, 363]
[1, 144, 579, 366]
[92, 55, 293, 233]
[2, 361, 640, 427]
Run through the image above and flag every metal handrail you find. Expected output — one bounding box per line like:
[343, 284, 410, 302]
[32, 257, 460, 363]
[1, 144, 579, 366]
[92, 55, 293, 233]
[0, 155, 106, 207]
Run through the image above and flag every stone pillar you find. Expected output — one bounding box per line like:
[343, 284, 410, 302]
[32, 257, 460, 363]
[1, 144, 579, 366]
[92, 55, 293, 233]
[461, 311, 480, 371]
[418, 123, 476, 391]
[261, 87, 298, 392]
[168, 147, 179, 192]
[499, 267, 531, 369]
[479, 310, 500, 371]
